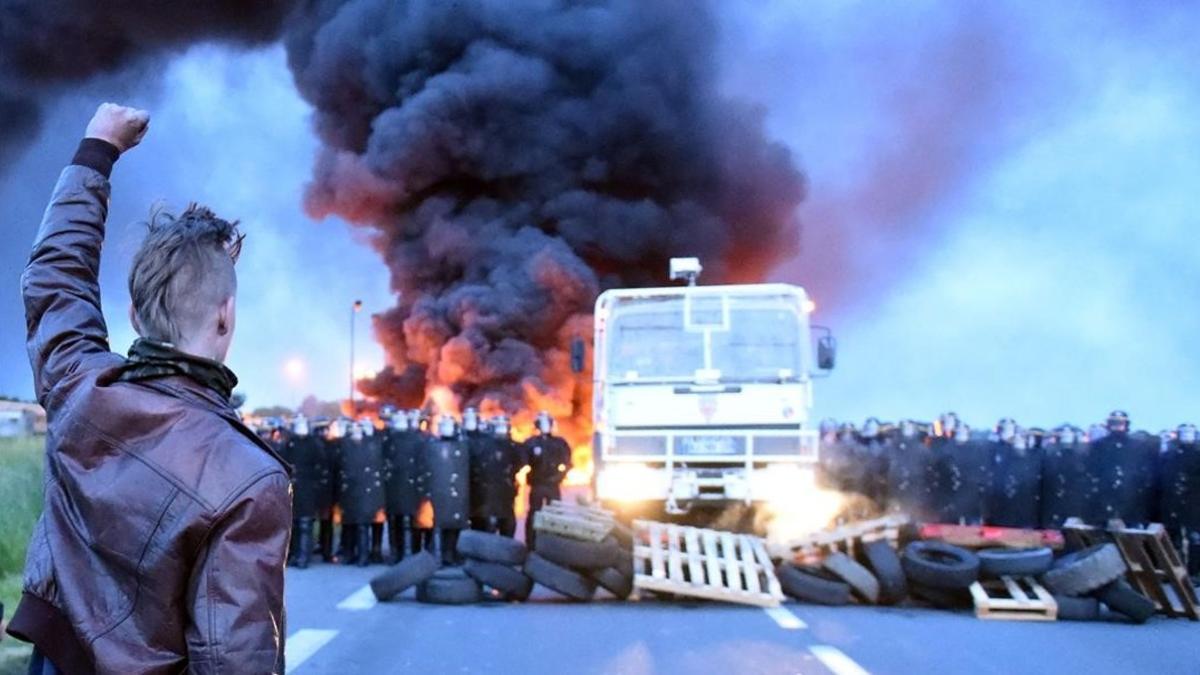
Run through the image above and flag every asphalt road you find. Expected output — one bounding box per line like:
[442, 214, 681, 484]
[283, 562, 1200, 675]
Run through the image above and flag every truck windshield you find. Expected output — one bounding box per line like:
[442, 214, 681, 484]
[607, 293, 802, 381]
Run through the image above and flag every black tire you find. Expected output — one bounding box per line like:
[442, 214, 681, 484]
[776, 564, 852, 606]
[910, 582, 972, 610]
[978, 547, 1054, 578]
[524, 552, 597, 601]
[417, 568, 482, 605]
[1054, 594, 1101, 621]
[612, 547, 634, 578]
[861, 540, 907, 605]
[464, 559, 533, 601]
[610, 521, 634, 548]
[535, 533, 620, 570]
[823, 552, 880, 604]
[1094, 579, 1155, 624]
[457, 529, 528, 565]
[1042, 544, 1126, 597]
[590, 566, 633, 599]
[902, 542, 980, 590]
[369, 550, 439, 601]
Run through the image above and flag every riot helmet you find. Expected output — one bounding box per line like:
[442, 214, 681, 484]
[819, 418, 838, 436]
[407, 409, 424, 431]
[1013, 430, 1029, 452]
[536, 411, 555, 435]
[940, 412, 960, 436]
[861, 417, 881, 439]
[437, 414, 458, 439]
[463, 407, 479, 432]
[1106, 410, 1130, 434]
[900, 419, 917, 439]
[1058, 426, 1077, 446]
[837, 422, 858, 443]
[493, 416, 511, 438]
[997, 418, 1017, 443]
[359, 417, 375, 437]
[954, 424, 971, 444]
[349, 420, 364, 441]
[389, 412, 410, 432]
[292, 414, 309, 437]
[1179, 423, 1197, 445]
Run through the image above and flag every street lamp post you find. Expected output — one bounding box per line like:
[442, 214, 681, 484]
[351, 299, 362, 416]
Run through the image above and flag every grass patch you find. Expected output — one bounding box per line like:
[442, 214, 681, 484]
[0, 435, 43, 626]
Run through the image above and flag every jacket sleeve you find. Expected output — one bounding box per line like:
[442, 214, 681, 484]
[21, 156, 120, 407]
[186, 472, 292, 675]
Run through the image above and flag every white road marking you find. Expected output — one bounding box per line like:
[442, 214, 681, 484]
[285, 629, 339, 673]
[763, 605, 807, 629]
[336, 584, 378, 611]
[810, 645, 870, 675]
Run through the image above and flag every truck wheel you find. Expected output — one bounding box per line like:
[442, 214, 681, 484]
[457, 530, 528, 565]
[464, 559, 533, 601]
[589, 566, 634, 599]
[861, 540, 907, 605]
[535, 532, 620, 570]
[369, 550, 438, 601]
[902, 542, 980, 590]
[417, 567, 482, 605]
[823, 552, 880, 604]
[776, 564, 851, 606]
[524, 552, 597, 601]
[1041, 544, 1126, 597]
[1053, 594, 1101, 621]
[1094, 579, 1155, 624]
[978, 547, 1054, 578]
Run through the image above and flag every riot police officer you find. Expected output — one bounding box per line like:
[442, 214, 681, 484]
[471, 416, 523, 537]
[988, 426, 1043, 529]
[427, 414, 470, 564]
[886, 419, 932, 521]
[858, 418, 890, 512]
[1160, 423, 1200, 574]
[316, 418, 342, 563]
[284, 414, 329, 569]
[936, 423, 989, 525]
[523, 411, 572, 548]
[382, 409, 426, 563]
[1088, 411, 1157, 526]
[339, 419, 385, 566]
[1040, 426, 1094, 528]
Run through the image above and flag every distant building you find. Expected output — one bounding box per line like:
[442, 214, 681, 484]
[0, 400, 47, 437]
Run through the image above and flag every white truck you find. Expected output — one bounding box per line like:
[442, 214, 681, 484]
[585, 258, 836, 524]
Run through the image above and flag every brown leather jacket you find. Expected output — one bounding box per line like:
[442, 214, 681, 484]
[7, 156, 291, 674]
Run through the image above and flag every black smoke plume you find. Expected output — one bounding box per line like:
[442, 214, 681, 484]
[0, 0, 299, 164]
[284, 0, 807, 432]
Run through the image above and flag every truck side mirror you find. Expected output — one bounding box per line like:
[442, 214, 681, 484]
[570, 338, 586, 374]
[817, 335, 837, 371]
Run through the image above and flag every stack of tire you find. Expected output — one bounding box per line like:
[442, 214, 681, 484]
[776, 540, 909, 607]
[456, 530, 535, 602]
[1040, 543, 1155, 623]
[901, 541, 982, 609]
[525, 529, 634, 602]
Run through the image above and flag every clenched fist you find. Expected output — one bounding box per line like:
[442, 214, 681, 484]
[85, 103, 150, 153]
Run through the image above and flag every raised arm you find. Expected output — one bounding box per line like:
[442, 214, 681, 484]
[21, 103, 148, 405]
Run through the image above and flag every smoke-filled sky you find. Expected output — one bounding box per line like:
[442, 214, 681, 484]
[1, 1, 1197, 431]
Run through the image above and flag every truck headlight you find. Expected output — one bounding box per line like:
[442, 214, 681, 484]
[596, 463, 666, 502]
[749, 465, 807, 502]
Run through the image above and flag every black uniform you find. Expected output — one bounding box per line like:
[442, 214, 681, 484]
[382, 427, 426, 560]
[283, 432, 329, 568]
[1039, 438, 1094, 529]
[936, 435, 990, 525]
[427, 432, 470, 562]
[987, 440, 1043, 529]
[317, 433, 342, 562]
[885, 433, 932, 521]
[859, 437, 890, 512]
[339, 434, 385, 565]
[1088, 431, 1158, 526]
[1159, 439, 1200, 574]
[470, 434, 523, 536]
[523, 432, 571, 547]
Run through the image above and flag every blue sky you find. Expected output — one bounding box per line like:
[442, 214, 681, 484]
[1, 2, 1197, 430]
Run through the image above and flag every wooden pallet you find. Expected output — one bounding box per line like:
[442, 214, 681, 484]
[969, 576, 1058, 621]
[921, 524, 1065, 551]
[532, 500, 615, 543]
[770, 514, 910, 563]
[1061, 519, 1199, 620]
[632, 520, 784, 608]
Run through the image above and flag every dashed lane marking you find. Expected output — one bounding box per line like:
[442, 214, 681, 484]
[336, 584, 378, 611]
[285, 629, 339, 673]
[810, 645, 871, 675]
[763, 605, 807, 629]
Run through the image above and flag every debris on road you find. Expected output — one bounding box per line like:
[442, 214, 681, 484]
[633, 520, 784, 608]
[919, 523, 1065, 551]
[969, 576, 1058, 622]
